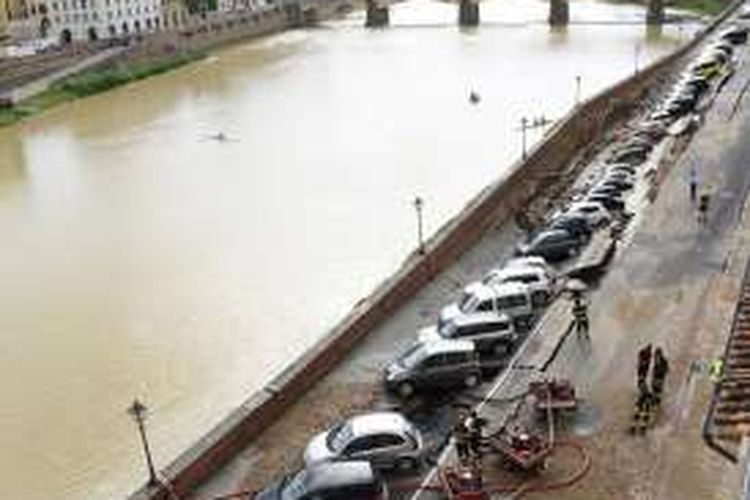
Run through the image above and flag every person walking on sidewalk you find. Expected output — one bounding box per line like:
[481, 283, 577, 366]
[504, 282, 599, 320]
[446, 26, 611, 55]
[637, 344, 653, 395]
[689, 166, 698, 203]
[698, 191, 711, 225]
[651, 348, 669, 406]
[572, 290, 589, 340]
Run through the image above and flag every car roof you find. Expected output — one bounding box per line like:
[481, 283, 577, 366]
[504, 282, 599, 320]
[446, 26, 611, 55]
[487, 266, 544, 281]
[491, 281, 529, 295]
[448, 310, 512, 328]
[506, 255, 548, 267]
[467, 280, 529, 298]
[347, 412, 416, 438]
[551, 212, 588, 223]
[464, 281, 494, 300]
[569, 201, 603, 210]
[534, 228, 571, 240]
[305, 461, 379, 492]
[418, 338, 475, 356]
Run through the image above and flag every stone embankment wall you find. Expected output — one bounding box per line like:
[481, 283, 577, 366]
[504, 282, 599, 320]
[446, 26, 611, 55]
[128, 3, 742, 500]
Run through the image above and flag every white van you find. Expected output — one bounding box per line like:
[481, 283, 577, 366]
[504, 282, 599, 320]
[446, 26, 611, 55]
[481, 266, 553, 307]
[439, 282, 534, 330]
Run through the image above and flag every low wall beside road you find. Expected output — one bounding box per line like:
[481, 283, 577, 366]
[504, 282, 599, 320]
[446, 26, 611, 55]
[128, 3, 742, 499]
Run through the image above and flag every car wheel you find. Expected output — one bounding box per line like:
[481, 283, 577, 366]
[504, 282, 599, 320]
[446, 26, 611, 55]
[493, 342, 513, 356]
[464, 373, 480, 388]
[533, 291, 549, 306]
[398, 382, 415, 399]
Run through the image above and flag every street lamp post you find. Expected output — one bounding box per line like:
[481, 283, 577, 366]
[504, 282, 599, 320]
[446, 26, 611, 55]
[575, 75, 581, 106]
[413, 196, 425, 255]
[128, 399, 158, 487]
[634, 43, 641, 74]
[520, 116, 528, 159]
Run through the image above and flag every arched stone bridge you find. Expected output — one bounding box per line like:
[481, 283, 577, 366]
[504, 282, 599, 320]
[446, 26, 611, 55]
[284, 0, 665, 29]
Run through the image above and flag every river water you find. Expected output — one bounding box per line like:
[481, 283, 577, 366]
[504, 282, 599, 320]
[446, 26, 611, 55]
[0, 1, 696, 498]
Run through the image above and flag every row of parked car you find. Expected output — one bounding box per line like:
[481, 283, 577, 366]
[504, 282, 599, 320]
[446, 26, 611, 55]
[257, 254, 567, 497]
[384, 255, 554, 398]
[650, 24, 747, 126]
[254, 21, 750, 500]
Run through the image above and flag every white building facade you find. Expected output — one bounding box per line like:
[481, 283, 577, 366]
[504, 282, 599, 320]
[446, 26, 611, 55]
[9, 0, 164, 42]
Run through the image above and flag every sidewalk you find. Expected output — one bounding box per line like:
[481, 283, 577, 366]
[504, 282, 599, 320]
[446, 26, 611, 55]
[542, 42, 750, 500]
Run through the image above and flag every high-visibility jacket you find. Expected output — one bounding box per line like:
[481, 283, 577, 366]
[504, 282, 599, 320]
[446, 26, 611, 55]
[709, 359, 724, 382]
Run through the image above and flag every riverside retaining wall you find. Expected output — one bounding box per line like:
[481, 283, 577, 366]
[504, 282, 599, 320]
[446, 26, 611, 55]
[129, 3, 742, 499]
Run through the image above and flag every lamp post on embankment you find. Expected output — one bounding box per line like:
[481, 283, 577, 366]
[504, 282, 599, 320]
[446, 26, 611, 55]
[634, 43, 641, 74]
[518, 115, 552, 160]
[575, 75, 582, 106]
[128, 398, 159, 488]
[414, 196, 425, 255]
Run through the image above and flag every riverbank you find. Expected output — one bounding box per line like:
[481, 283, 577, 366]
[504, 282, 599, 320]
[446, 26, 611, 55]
[0, 51, 204, 127]
[673, 0, 731, 15]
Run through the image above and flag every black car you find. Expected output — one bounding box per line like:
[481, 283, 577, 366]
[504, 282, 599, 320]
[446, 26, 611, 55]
[720, 26, 748, 44]
[255, 462, 389, 500]
[600, 176, 634, 191]
[608, 145, 649, 165]
[619, 136, 654, 152]
[673, 84, 702, 101]
[667, 94, 698, 113]
[517, 229, 582, 262]
[590, 183, 623, 197]
[548, 214, 592, 241]
[607, 163, 638, 175]
[586, 193, 625, 212]
[684, 77, 710, 95]
[649, 108, 679, 123]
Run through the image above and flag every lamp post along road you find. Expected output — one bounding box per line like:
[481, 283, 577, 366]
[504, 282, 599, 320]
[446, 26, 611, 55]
[634, 43, 641, 74]
[575, 75, 581, 106]
[128, 399, 159, 487]
[518, 115, 551, 160]
[414, 196, 425, 255]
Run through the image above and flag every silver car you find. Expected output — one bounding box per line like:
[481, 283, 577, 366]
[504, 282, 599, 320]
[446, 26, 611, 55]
[303, 412, 424, 471]
[255, 461, 389, 499]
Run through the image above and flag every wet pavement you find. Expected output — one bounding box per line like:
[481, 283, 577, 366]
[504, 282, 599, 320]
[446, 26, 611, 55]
[541, 25, 750, 500]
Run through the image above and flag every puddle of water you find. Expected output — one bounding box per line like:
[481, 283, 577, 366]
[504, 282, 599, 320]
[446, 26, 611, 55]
[569, 400, 603, 437]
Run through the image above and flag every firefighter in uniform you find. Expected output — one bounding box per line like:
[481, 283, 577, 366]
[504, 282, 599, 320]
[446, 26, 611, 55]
[631, 387, 654, 434]
[709, 358, 724, 383]
[631, 344, 654, 434]
[571, 289, 589, 340]
[453, 408, 472, 466]
[651, 348, 669, 406]
[466, 411, 487, 470]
